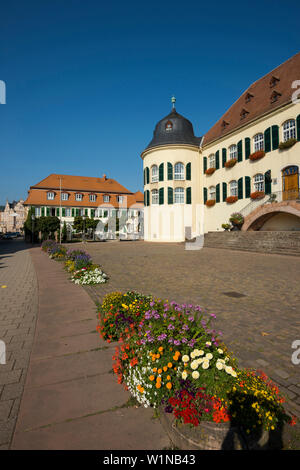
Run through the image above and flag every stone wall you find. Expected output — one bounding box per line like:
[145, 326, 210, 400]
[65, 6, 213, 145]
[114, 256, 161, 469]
[204, 231, 300, 256]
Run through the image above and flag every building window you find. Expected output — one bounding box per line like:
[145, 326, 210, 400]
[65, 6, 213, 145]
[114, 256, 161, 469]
[174, 187, 184, 204]
[174, 162, 184, 180]
[283, 119, 296, 142]
[208, 154, 215, 168]
[61, 193, 69, 201]
[253, 133, 264, 152]
[95, 208, 102, 217]
[103, 195, 110, 203]
[165, 120, 173, 131]
[254, 174, 265, 192]
[35, 207, 41, 217]
[151, 189, 159, 205]
[75, 193, 83, 201]
[89, 194, 96, 202]
[209, 186, 216, 200]
[65, 208, 71, 217]
[47, 192, 55, 200]
[230, 180, 238, 197]
[117, 195, 124, 203]
[229, 145, 237, 160]
[151, 165, 159, 182]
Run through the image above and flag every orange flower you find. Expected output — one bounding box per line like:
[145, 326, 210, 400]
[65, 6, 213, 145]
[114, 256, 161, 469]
[158, 369, 162, 374]
[167, 362, 173, 368]
[156, 382, 161, 389]
[156, 354, 160, 359]
[163, 366, 168, 372]
[167, 375, 171, 381]
[153, 368, 157, 372]
[158, 347, 163, 352]
[166, 382, 172, 390]
[149, 375, 155, 381]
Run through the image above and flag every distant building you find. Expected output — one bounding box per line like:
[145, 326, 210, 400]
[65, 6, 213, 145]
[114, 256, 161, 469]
[142, 52, 300, 241]
[0, 200, 26, 233]
[24, 174, 144, 239]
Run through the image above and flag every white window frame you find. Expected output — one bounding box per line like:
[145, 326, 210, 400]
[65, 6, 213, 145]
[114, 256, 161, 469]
[209, 186, 216, 200]
[174, 187, 184, 204]
[174, 162, 184, 180]
[89, 194, 96, 202]
[208, 154, 215, 168]
[65, 208, 71, 217]
[283, 119, 296, 142]
[254, 174, 264, 192]
[75, 193, 83, 201]
[229, 145, 237, 160]
[151, 165, 159, 182]
[61, 192, 69, 201]
[230, 180, 238, 197]
[151, 189, 159, 205]
[103, 195, 110, 203]
[47, 192, 55, 200]
[253, 133, 264, 152]
[117, 195, 124, 203]
[35, 207, 41, 217]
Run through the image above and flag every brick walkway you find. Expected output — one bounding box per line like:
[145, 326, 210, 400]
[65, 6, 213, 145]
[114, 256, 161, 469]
[81, 240, 300, 422]
[0, 240, 38, 449]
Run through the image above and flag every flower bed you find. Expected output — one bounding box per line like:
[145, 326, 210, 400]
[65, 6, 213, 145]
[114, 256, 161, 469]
[225, 158, 237, 168]
[249, 150, 265, 161]
[205, 168, 216, 175]
[205, 199, 216, 207]
[97, 293, 296, 440]
[41, 240, 108, 286]
[226, 196, 238, 204]
[250, 191, 265, 200]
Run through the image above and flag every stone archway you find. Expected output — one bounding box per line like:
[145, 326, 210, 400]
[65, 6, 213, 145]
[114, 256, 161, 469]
[242, 201, 300, 231]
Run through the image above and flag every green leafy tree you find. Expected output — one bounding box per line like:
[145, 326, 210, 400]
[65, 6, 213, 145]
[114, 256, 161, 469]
[37, 216, 60, 240]
[62, 221, 68, 242]
[73, 216, 84, 233]
[24, 207, 39, 242]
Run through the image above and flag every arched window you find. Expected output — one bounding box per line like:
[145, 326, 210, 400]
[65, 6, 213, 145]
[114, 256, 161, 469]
[151, 165, 158, 182]
[209, 186, 216, 200]
[208, 154, 215, 168]
[174, 187, 184, 204]
[283, 119, 296, 142]
[151, 189, 159, 205]
[174, 162, 184, 180]
[229, 145, 237, 160]
[254, 174, 264, 192]
[229, 180, 238, 197]
[253, 133, 264, 152]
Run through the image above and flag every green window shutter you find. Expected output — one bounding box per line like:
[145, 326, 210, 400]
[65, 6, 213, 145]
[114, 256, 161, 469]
[238, 177, 243, 199]
[264, 127, 271, 153]
[222, 182, 227, 201]
[76, 209, 79, 216]
[104, 210, 108, 217]
[159, 163, 164, 181]
[203, 157, 207, 174]
[46, 207, 50, 216]
[146, 167, 150, 184]
[237, 140, 243, 162]
[71, 208, 75, 217]
[203, 187, 207, 204]
[143, 169, 146, 185]
[245, 176, 251, 198]
[215, 151, 220, 169]
[222, 148, 227, 167]
[167, 162, 173, 180]
[245, 138, 251, 159]
[216, 184, 220, 203]
[91, 209, 95, 217]
[296, 115, 300, 141]
[186, 187, 191, 204]
[186, 162, 191, 180]
[56, 208, 60, 217]
[41, 207, 45, 216]
[62, 208, 66, 217]
[265, 170, 272, 194]
[272, 125, 279, 150]
[85, 209, 88, 216]
[168, 187, 173, 204]
[147, 190, 150, 206]
[144, 192, 146, 206]
[159, 187, 164, 205]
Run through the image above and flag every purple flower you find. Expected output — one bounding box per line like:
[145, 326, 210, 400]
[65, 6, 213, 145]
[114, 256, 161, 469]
[182, 324, 189, 331]
[157, 333, 167, 341]
[168, 338, 174, 344]
[150, 301, 155, 307]
[188, 316, 194, 322]
[173, 340, 181, 346]
[210, 313, 217, 319]
[170, 316, 176, 321]
[181, 338, 188, 343]
[168, 324, 175, 330]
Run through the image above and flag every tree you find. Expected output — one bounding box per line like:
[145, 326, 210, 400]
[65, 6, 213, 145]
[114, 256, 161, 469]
[37, 216, 60, 240]
[24, 207, 39, 242]
[73, 216, 84, 233]
[62, 221, 67, 242]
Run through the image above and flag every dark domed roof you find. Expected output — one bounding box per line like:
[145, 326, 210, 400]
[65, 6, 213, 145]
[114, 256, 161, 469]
[144, 107, 201, 152]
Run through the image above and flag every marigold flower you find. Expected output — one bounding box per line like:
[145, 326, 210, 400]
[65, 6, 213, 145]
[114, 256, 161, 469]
[163, 366, 168, 372]
[158, 368, 162, 374]
[156, 382, 161, 389]
[149, 375, 155, 381]
[166, 382, 172, 390]
[158, 347, 163, 352]
[167, 362, 173, 368]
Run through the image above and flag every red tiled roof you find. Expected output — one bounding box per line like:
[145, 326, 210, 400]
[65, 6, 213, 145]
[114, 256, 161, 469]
[204, 52, 300, 146]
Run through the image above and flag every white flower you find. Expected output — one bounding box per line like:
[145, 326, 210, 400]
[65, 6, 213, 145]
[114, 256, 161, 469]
[205, 353, 213, 360]
[225, 366, 233, 375]
[206, 342, 211, 347]
[216, 361, 224, 370]
[198, 350, 204, 356]
[182, 371, 188, 380]
[231, 370, 237, 378]
[202, 361, 210, 370]
[192, 371, 200, 379]
[182, 355, 190, 363]
[191, 360, 199, 370]
[217, 348, 223, 354]
[190, 351, 196, 359]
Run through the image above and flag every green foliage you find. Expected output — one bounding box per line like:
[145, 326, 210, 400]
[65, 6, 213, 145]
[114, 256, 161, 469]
[62, 221, 68, 242]
[37, 216, 60, 240]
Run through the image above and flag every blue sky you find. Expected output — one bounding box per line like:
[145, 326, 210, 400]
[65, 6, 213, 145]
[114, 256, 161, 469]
[0, 0, 299, 204]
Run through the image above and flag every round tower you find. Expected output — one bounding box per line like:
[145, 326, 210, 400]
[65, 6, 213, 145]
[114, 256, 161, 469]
[141, 99, 202, 242]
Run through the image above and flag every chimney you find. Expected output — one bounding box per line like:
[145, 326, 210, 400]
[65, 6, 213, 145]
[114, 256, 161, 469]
[103, 174, 107, 181]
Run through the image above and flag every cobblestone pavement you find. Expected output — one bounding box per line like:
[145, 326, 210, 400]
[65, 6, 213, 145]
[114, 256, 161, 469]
[80, 240, 300, 422]
[0, 240, 38, 449]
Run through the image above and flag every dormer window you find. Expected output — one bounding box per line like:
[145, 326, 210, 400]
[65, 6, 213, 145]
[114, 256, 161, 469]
[245, 92, 254, 103]
[75, 193, 83, 201]
[117, 195, 124, 203]
[61, 192, 69, 201]
[103, 195, 110, 203]
[165, 120, 173, 131]
[221, 120, 229, 129]
[47, 192, 55, 200]
[270, 90, 281, 103]
[240, 108, 249, 120]
[270, 76, 280, 88]
[89, 194, 97, 202]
